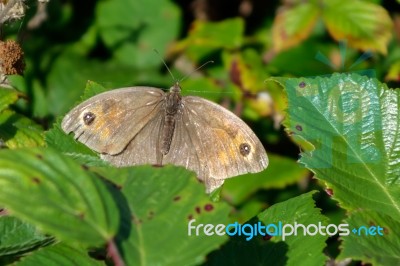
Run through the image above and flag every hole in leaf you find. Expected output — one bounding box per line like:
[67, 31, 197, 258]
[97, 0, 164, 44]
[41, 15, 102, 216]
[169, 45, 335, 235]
[173, 196, 181, 202]
[204, 204, 214, 212]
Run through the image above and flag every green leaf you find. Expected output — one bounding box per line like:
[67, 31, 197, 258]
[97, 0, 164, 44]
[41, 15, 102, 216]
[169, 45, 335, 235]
[222, 153, 309, 205]
[46, 51, 167, 117]
[266, 40, 335, 77]
[174, 18, 244, 61]
[96, 0, 181, 68]
[272, 3, 320, 52]
[0, 110, 44, 148]
[94, 165, 232, 266]
[0, 216, 53, 256]
[385, 60, 400, 82]
[322, 0, 393, 54]
[278, 73, 400, 219]
[206, 191, 328, 266]
[31, 79, 48, 118]
[275, 73, 400, 263]
[258, 191, 328, 266]
[0, 88, 19, 112]
[45, 120, 105, 167]
[15, 243, 103, 266]
[0, 148, 120, 246]
[227, 198, 266, 224]
[6, 75, 27, 91]
[338, 210, 400, 265]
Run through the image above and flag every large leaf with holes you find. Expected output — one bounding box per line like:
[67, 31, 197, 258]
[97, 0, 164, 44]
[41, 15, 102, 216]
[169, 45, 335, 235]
[274, 73, 400, 263]
[95, 165, 231, 266]
[338, 210, 400, 265]
[0, 148, 120, 246]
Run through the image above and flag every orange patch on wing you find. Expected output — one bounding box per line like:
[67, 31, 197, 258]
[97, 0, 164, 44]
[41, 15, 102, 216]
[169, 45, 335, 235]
[214, 129, 238, 166]
[85, 102, 124, 141]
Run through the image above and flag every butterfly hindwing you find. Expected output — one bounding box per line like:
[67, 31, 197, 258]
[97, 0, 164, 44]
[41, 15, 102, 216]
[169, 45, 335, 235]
[164, 96, 268, 192]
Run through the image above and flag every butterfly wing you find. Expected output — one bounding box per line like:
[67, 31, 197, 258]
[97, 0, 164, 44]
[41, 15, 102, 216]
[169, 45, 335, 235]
[100, 98, 200, 168]
[164, 96, 268, 193]
[100, 113, 165, 166]
[63, 87, 268, 193]
[61, 87, 165, 155]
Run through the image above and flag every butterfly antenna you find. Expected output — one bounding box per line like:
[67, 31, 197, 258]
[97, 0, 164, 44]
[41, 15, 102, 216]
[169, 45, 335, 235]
[179, 60, 214, 82]
[153, 49, 177, 82]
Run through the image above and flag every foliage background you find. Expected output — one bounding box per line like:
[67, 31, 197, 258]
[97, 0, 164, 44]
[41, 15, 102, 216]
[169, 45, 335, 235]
[0, 0, 399, 265]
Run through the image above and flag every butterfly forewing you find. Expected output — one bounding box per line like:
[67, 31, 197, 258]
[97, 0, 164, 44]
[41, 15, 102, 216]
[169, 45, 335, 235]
[61, 87, 165, 155]
[101, 111, 165, 166]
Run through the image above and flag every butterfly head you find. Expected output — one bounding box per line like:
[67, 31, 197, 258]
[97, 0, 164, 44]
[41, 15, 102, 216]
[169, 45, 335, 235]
[169, 82, 182, 94]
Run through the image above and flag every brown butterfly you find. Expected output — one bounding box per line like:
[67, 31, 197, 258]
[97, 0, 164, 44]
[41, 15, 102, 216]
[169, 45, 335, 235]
[62, 82, 268, 193]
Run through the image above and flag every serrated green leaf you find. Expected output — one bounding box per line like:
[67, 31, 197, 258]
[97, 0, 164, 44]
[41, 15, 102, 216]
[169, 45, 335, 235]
[95, 165, 231, 266]
[0, 148, 120, 246]
[206, 191, 328, 265]
[45, 81, 123, 167]
[0, 110, 44, 148]
[261, 192, 328, 265]
[0, 216, 53, 256]
[258, 191, 328, 266]
[81, 80, 112, 99]
[15, 243, 103, 266]
[45, 120, 104, 167]
[338, 210, 400, 265]
[322, 0, 393, 54]
[275, 73, 400, 264]
[278, 73, 400, 219]
[222, 153, 309, 205]
[96, 0, 181, 68]
[227, 198, 266, 224]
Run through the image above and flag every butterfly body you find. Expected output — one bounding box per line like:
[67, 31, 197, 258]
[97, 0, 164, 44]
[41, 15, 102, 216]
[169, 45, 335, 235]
[161, 83, 182, 156]
[62, 83, 268, 192]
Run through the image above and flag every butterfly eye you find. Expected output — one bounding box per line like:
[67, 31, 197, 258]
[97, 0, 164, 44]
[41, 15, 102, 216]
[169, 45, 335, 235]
[83, 112, 96, 125]
[239, 143, 251, 156]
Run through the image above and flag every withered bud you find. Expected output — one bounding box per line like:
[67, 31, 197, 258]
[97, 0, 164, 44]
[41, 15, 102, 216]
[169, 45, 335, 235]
[0, 40, 25, 75]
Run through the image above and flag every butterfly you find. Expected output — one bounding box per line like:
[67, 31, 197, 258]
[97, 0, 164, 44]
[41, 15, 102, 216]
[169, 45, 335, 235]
[62, 82, 268, 193]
